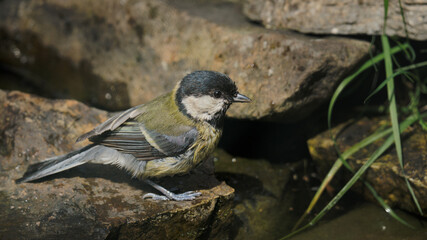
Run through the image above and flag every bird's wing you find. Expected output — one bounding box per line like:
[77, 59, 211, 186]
[76, 105, 145, 143]
[88, 120, 198, 161]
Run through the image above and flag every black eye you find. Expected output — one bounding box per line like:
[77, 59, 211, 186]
[213, 90, 222, 98]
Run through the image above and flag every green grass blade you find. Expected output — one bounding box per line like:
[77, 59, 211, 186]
[328, 43, 410, 170]
[288, 135, 390, 237]
[292, 159, 343, 231]
[382, 35, 423, 216]
[364, 61, 427, 103]
[392, 39, 416, 62]
[397, 0, 409, 39]
[293, 126, 394, 230]
[383, 0, 389, 32]
[364, 181, 414, 228]
[289, 1, 424, 239]
[328, 43, 410, 130]
[368, 36, 379, 72]
[364, 76, 390, 103]
[283, 113, 423, 239]
[395, 61, 427, 73]
[308, 113, 418, 226]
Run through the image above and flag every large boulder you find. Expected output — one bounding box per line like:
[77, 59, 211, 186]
[308, 116, 427, 215]
[0, 0, 371, 122]
[243, 0, 427, 41]
[0, 89, 234, 239]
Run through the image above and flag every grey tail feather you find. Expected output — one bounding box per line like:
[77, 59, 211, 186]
[16, 144, 96, 183]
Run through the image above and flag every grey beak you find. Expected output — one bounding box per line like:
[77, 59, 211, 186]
[233, 93, 251, 103]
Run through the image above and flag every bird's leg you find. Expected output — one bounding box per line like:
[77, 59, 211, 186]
[142, 179, 201, 201]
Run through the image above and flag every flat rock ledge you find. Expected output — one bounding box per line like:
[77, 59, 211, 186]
[244, 0, 427, 41]
[0, 90, 234, 240]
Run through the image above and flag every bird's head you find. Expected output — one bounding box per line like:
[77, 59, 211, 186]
[175, 71, 250, 126]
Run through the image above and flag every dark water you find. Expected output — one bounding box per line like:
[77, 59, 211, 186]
[213, 149, 427, 240]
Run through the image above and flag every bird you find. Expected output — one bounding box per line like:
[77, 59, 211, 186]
[16, 71, 251, 201]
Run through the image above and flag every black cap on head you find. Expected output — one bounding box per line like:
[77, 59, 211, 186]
[176, 71, 238, 103]
[175, 71, 250, 127]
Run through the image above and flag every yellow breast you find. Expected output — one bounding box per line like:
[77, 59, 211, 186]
[141, 122, 221, 179]
[191, 122, 222, 166]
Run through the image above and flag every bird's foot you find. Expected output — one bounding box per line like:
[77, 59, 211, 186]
[142, 191, 201, 201]
[142, 179, 202, 201]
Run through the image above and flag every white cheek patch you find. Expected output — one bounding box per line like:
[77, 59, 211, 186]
[182, 95, 225, 120]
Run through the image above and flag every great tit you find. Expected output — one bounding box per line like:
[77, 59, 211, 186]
[16, 71, 251, 201]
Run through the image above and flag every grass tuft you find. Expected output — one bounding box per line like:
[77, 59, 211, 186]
[284, 0, 427, 237]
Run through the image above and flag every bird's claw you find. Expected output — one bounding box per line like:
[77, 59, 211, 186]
[142, 193, 170, 201]
[171, 191, 202, 201]
[142, 191, 201, 201]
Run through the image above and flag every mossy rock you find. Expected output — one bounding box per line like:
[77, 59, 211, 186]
[308, 116, 427, 216]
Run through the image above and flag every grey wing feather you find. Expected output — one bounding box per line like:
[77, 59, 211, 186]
[148, 127, 198, 155]
[76, 105, 145, 142]
[89, 121, 198, 161]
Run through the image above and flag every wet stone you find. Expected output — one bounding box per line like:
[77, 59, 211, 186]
[0, 90, 234, 240]
[308, 116, 427, 216]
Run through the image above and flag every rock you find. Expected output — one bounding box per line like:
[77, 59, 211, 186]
[0, 89, 234, 240]
[243, 0, 427, 41]
[308, 116, 427, 215]
[0, 0, 371, 122]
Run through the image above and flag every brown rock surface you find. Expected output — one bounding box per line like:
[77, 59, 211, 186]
[0, 90, 234, 240]
[243, 0, 427, 41]
[0, 0, 371, 121]
[308, 116, 427, 215]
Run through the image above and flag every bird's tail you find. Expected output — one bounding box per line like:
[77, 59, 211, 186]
[16, 144, 98, 183]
